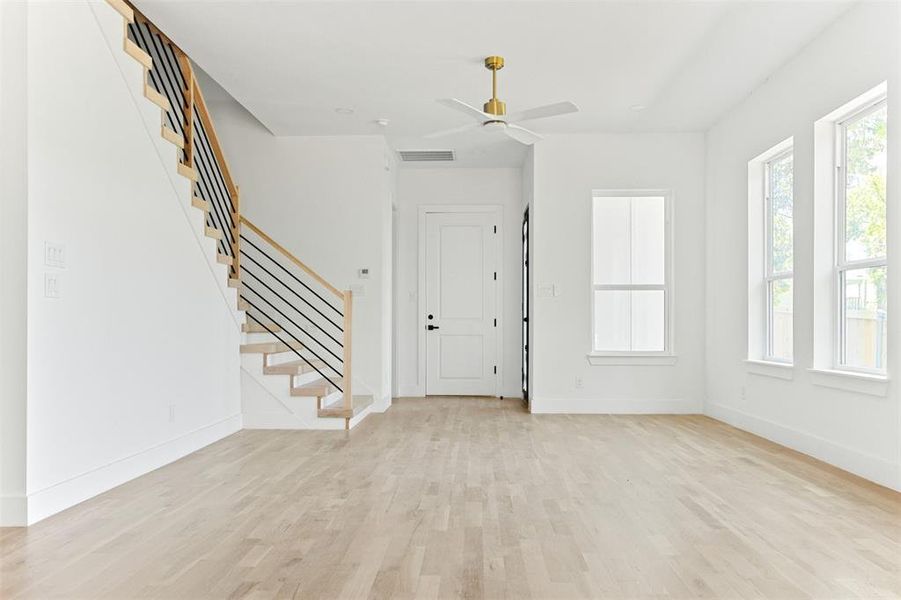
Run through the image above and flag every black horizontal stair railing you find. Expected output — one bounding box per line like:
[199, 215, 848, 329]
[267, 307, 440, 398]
[238, 224, 347, 397]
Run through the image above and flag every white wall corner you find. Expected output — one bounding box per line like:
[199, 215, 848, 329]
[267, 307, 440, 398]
[0, 495, 28, 527]
[372, 394, 392, 413]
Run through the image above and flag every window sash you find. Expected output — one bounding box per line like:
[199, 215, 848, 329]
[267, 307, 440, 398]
[764, 148, 793, 279]
[763, 148, 793, 362]
[834, 97, 888, 374]
[590, 192, 671, 356]
[764, 273, 793, 362]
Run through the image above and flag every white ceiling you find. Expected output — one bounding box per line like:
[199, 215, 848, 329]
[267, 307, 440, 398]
[137, 0, 852, 167]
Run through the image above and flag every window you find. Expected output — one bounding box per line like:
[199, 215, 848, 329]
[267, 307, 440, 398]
[835, 98, 887, 373]
[747, 138, 792, 370]
[764, 149, 794, 362]
[590, 192, 670, 355]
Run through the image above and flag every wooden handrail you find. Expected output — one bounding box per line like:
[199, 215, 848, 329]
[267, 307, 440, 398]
[191, 73, 239, 202]
[178, 54, 194, 169]
[239, 216, 344, 300]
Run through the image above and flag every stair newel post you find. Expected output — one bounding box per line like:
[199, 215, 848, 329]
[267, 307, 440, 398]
[231, 187, 241, 280]
[179, 52, 194, 169]
[343, 290, 353, 416]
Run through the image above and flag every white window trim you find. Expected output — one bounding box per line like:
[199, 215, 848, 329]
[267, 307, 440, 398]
[588, 189, 675, 363]
[747, 137, 793, 369]
[833, 97, 888, 376]
[744, 359, 794, 381]
[763, 148, 794, 363]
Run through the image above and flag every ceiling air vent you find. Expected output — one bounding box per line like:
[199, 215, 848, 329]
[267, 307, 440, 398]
[398, 149, 455, 162]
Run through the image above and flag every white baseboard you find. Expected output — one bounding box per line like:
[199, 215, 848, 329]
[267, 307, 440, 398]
[529, 397, 700, 414]
[397, 385, 423, 398]
[706, 402, 900, 491]
[0, 494, 27, 527]
[26, 414, 242, 525]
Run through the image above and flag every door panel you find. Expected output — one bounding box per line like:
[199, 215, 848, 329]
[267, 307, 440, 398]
[426, 211, 497, 395]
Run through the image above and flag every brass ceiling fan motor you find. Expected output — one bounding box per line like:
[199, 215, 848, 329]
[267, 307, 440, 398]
[483, 55, 506, 116]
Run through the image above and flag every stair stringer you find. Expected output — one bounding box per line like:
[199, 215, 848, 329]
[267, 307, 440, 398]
[89, 0, 243, 327]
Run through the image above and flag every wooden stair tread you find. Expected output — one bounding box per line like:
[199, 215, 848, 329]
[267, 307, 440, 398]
[264, 358, 325, 375]
[216, 253, 233, 266]
[240, 340, 305, 354]
[144, 82, 170, 112]
[205, 226, 222, 240]
[161, 125, 185, 149]
[191, 196, 210, 211]
[291, 377, 343, 398]
[124, 39, 151, 69]
[242, 322, 281, 333]
[228, 278, 241, 288]
[177, 162, 198, 182]
[318, 395, 373, 419]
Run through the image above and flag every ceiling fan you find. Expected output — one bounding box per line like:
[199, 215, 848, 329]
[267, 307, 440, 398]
[425, 56, 578, 145]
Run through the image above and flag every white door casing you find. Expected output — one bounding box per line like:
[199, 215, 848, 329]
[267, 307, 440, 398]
[419, 207, 500, 396]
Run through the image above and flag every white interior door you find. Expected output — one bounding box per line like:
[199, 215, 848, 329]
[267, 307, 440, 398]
[425, 211, 497, 396]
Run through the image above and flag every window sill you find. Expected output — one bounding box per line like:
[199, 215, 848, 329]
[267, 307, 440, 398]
[807, 368, 889, 397]
[587, 354, 678, 366]
[745, 359, 794, 380]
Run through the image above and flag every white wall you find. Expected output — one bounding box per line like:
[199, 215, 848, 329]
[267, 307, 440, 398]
[24, 1, 242, 523]
[394, 168, 524, 398]
[209, 100, 394, 409]
[705, 2, 900, 490]
[530, 134, 707, 413]
[0, 0, 29, 526]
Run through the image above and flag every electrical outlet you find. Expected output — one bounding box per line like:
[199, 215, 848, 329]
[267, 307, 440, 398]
[575, 376, 583, 389]
[44, 273, 61, 299]
[168, 404, 176, 423]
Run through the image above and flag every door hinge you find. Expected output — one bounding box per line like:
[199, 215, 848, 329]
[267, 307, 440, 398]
[493, 365, 497, 374]
[493, 318, 497, 327]
[493, 271, 497, 281]
[493, 225, 497, 234]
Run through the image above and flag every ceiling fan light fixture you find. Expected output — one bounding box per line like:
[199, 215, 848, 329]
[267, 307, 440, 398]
[482, 120, 506, 132]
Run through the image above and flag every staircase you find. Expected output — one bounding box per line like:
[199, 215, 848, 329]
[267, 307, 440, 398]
[104, 0, 372, 429]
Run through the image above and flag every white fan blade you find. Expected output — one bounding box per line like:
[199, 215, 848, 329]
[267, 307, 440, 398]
[506, 101, 578, 123]
[503, 123, 543, 145]
[423, 122, 480, 139]
[437, 98, 489, 122]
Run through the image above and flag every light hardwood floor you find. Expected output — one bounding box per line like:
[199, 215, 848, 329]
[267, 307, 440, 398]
[1, 397, 899, 599]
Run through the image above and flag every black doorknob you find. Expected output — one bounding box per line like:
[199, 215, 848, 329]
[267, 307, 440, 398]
[427, 324, 440, 331]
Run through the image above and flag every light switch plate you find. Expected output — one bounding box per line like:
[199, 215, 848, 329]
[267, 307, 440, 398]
[44, 242, 66, 269]
[538, 283, 556, 298]
[44, 273, 61, 298]
[357, 268, 370, 279]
